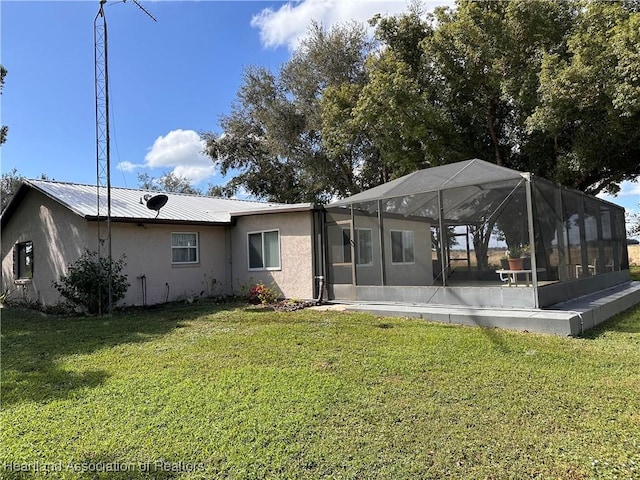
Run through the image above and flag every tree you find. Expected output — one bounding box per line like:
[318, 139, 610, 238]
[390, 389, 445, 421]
[202, 22, 372, 203]
[333, 0, 575, 267]
[424, 0, 577, 174]
[527, 1, 640, 195]
[322, 0, 575, 185]
[629, 202, 640, 238]
[1, 168, 24, 212]
[204, 0, 638, 203]
[323, 6, 448, 183]
[137, 172, 201, 195]
[1, 64, 7, 145]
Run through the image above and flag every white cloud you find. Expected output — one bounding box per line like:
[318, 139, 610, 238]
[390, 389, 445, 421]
[251, 0, 451, 50]
[145, 129, 209, 168]
[116, 129, 216, 184]
[618, 180, 640, 197]
[116, 161, 140, 173]
[597, 180, 640, 201]
[171, 164, 217, 183]
[597, 180, 640, 218]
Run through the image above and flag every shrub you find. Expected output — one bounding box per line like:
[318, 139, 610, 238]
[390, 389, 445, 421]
[53, 250, 129, 314]
[247, 282, 280, 305]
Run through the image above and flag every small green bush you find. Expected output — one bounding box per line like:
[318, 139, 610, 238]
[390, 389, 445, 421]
[53, 250, 129, 314]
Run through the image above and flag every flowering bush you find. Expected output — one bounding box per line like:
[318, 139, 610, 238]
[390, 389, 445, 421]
[247, 282, 279, 305]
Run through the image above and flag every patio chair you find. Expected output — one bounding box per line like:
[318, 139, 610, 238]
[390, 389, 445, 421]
[576, 259, 597, 277]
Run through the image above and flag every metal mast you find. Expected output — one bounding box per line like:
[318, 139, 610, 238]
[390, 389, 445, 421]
[94, 0, 111, 315]
[93, 0, 156, 315]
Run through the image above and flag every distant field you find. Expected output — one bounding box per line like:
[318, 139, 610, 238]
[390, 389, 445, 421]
[450, 244, 640, 268]
[629, 244, 640, 266]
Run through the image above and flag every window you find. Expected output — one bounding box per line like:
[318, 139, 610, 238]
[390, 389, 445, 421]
[355, 228, 373, 266]
[15, 241, 34, 279]
[333, 227, 372, 265]
[340, 227, 352, 263]
[391, 230, 415, 264]
[171, 233, 199, 264]
[248, 230, 280, 270]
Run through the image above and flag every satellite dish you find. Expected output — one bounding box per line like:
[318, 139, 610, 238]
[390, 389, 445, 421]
[144, 194, 168, 217]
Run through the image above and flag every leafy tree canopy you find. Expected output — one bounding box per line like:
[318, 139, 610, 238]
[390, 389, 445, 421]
[137, 172, 202, 195]
[1, 169, 49, 213]
[1, 64, 8, 146]
[203, 0, 639, 203]
[527, 0, 640, 195]
[202, 22, 373, 203]
[1, 168, 24, 212]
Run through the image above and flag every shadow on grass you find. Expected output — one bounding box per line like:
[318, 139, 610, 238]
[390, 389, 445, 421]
[0, 301, 233, 406]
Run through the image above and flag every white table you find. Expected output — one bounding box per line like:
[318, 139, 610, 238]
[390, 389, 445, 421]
[495, 269, 544, 287]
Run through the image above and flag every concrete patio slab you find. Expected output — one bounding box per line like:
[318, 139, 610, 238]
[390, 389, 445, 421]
[317, 281, 640, 336]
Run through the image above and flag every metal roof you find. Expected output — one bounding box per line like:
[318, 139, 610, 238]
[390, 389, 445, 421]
[20, 180, 314, 224]
[330, 159, 527, 206]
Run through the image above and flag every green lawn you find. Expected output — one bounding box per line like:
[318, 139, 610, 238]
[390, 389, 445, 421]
[1, 300, 639, 479]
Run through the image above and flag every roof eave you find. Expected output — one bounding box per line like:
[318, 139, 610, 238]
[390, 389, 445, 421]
[85, 216, 232, 226]
[229, 203, 316, 218]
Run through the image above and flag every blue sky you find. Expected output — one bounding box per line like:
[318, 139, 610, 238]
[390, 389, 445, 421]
[1, 0, 637, 220]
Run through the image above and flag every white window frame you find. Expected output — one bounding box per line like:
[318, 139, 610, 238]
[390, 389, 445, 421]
[247, 229, 281, 271]
[390, 230, 415, 265]
[15, 241, 34, 280]
[171, 232, 199, 265]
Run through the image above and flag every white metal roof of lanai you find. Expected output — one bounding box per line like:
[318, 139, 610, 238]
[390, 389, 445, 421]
[22, 179, 315, 224]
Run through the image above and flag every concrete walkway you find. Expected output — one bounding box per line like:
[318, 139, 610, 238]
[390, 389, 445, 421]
[314, 281, 640, 336]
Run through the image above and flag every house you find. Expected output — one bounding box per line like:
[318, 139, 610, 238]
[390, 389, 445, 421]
[1, 180, 323, 308]
[1, 159, 633, 318]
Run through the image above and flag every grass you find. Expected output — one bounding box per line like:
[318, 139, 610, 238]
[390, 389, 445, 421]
[630, 264, 640, 281]
[1, 299, 640, 480]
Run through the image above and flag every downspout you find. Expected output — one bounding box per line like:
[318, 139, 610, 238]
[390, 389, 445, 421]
[312, 207, 326, 304]
[315, 276, 325, 304]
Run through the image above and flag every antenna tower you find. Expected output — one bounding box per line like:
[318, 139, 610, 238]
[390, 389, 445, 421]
[93, 0, 156, 315]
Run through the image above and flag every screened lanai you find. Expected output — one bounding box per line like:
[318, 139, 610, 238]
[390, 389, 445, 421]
[324, 159, 630, 309]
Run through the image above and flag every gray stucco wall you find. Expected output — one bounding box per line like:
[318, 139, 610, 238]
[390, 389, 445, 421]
[0, 192, 233, 308]
[1, 190, 91, 307]
[109, 223, 231, 306]
[230, 211, 315, 300]
[382, 217, 433, 286]
[328, 210, 433, 289]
